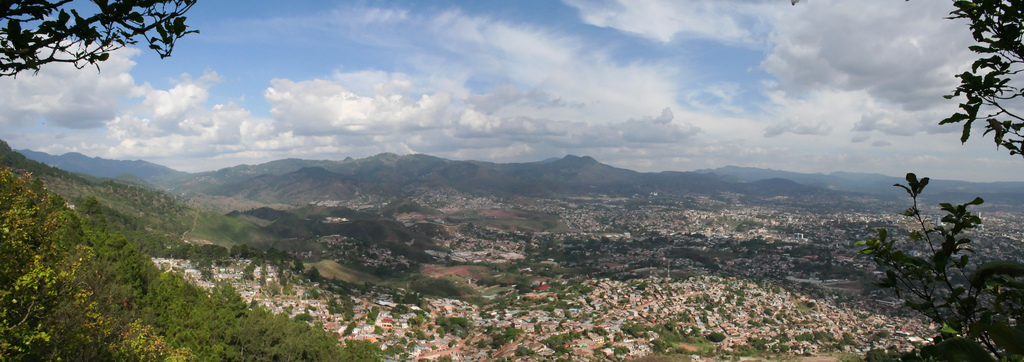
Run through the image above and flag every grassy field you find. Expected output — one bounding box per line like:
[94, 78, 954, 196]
[184, 193, 293, 214]
[192, 210, 270, 248]
[306, 260, 379, 283]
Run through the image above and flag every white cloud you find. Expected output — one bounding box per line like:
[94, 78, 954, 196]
[762, 0, 974, 111]
[563, 0, 778, 44]
[763, 118, 832, 137]
[7, 2, 1024, 182]
[0, 48, 139, 129]
[264, 78, 452, 136]
[136, 71, 221, 131]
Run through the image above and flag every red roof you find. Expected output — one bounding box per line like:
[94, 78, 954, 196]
[534, 284, 551, 291]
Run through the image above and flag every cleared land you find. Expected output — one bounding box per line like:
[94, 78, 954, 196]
[306, 260, 379, 283]
[423, 265, 490, 278]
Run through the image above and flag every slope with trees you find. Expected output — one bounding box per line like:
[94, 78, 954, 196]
[1, 150, 381, 360]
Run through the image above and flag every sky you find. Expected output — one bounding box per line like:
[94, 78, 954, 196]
[3, 0, 1023, 182]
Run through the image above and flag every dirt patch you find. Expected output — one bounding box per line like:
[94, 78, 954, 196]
[797, 357, 839, 362]
[306, 260, 377, 283]
[677, 343, 699, 352]
[420, 264, 442, 275]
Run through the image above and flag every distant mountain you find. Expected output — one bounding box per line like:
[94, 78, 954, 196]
[695, 166, 1024, 203]
[16, 143, 1021, 207]
[166, 153, 836, 206]
[16, 149, 189, 183]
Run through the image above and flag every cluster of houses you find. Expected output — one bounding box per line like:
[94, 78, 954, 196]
[152, 257, 932, 360]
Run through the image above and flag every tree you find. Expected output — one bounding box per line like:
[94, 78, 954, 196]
[853, 2, 1024, 360]
[1, 0, 198, 77]
[0, 168, 88, 357]
[338, 340, 382, 362]
[942, 0, 1024, 158]
[858, 175, 1024, 360]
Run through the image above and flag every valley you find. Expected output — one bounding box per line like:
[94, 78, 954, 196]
[8, 143, 1024, 361]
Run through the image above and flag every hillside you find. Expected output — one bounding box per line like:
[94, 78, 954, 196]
[226, 207, 446, 264]
[0, 141, 375, 360]
[2, 140, 270, 249]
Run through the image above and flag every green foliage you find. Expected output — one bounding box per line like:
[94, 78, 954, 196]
[110, 320, 195, 361]
[864, 348, 901, 362]
[0, 167, 376, 360]
[0, 0, 198, 76]
[0, 168, 89, 357]
[489, 327, 524, 349]
[942, 0, 1024, 158]
[706, 332, 727, 343]
[1, 144, 271, 249]
[340, 340, 383, 362]
[436, 316, 472, 337]
[858, 173, 1024, 359]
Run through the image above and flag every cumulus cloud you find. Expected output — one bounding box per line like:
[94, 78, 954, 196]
[105, 101, 255, 158]
[135, 72, 221, 131]
[853, 110, 918, 136]
[264, 78, 451, 136]
[762, 0, 974, 111]
[0, 48, 139, 129]
[614, 108, 699, 143]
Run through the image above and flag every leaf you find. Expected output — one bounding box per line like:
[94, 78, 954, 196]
[961, 120, 973, 143]
[971, 260, 1024, 287]
[927, 336, 997, 362]
[971, 323, 1024, 355]
[905, 172, 919, 186]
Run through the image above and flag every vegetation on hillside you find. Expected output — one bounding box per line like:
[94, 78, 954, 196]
[0, 164, 380, 360]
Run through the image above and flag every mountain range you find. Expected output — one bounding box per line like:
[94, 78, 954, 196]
[16, 148, 1024, 206]
[16, 148, 188, 182]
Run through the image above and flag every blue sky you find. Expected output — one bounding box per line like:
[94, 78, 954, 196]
[3, 0, 1023, 182]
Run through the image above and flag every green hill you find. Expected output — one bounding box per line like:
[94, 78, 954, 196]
[0, 141, 377, 360]
[1, 140, 271, 250]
